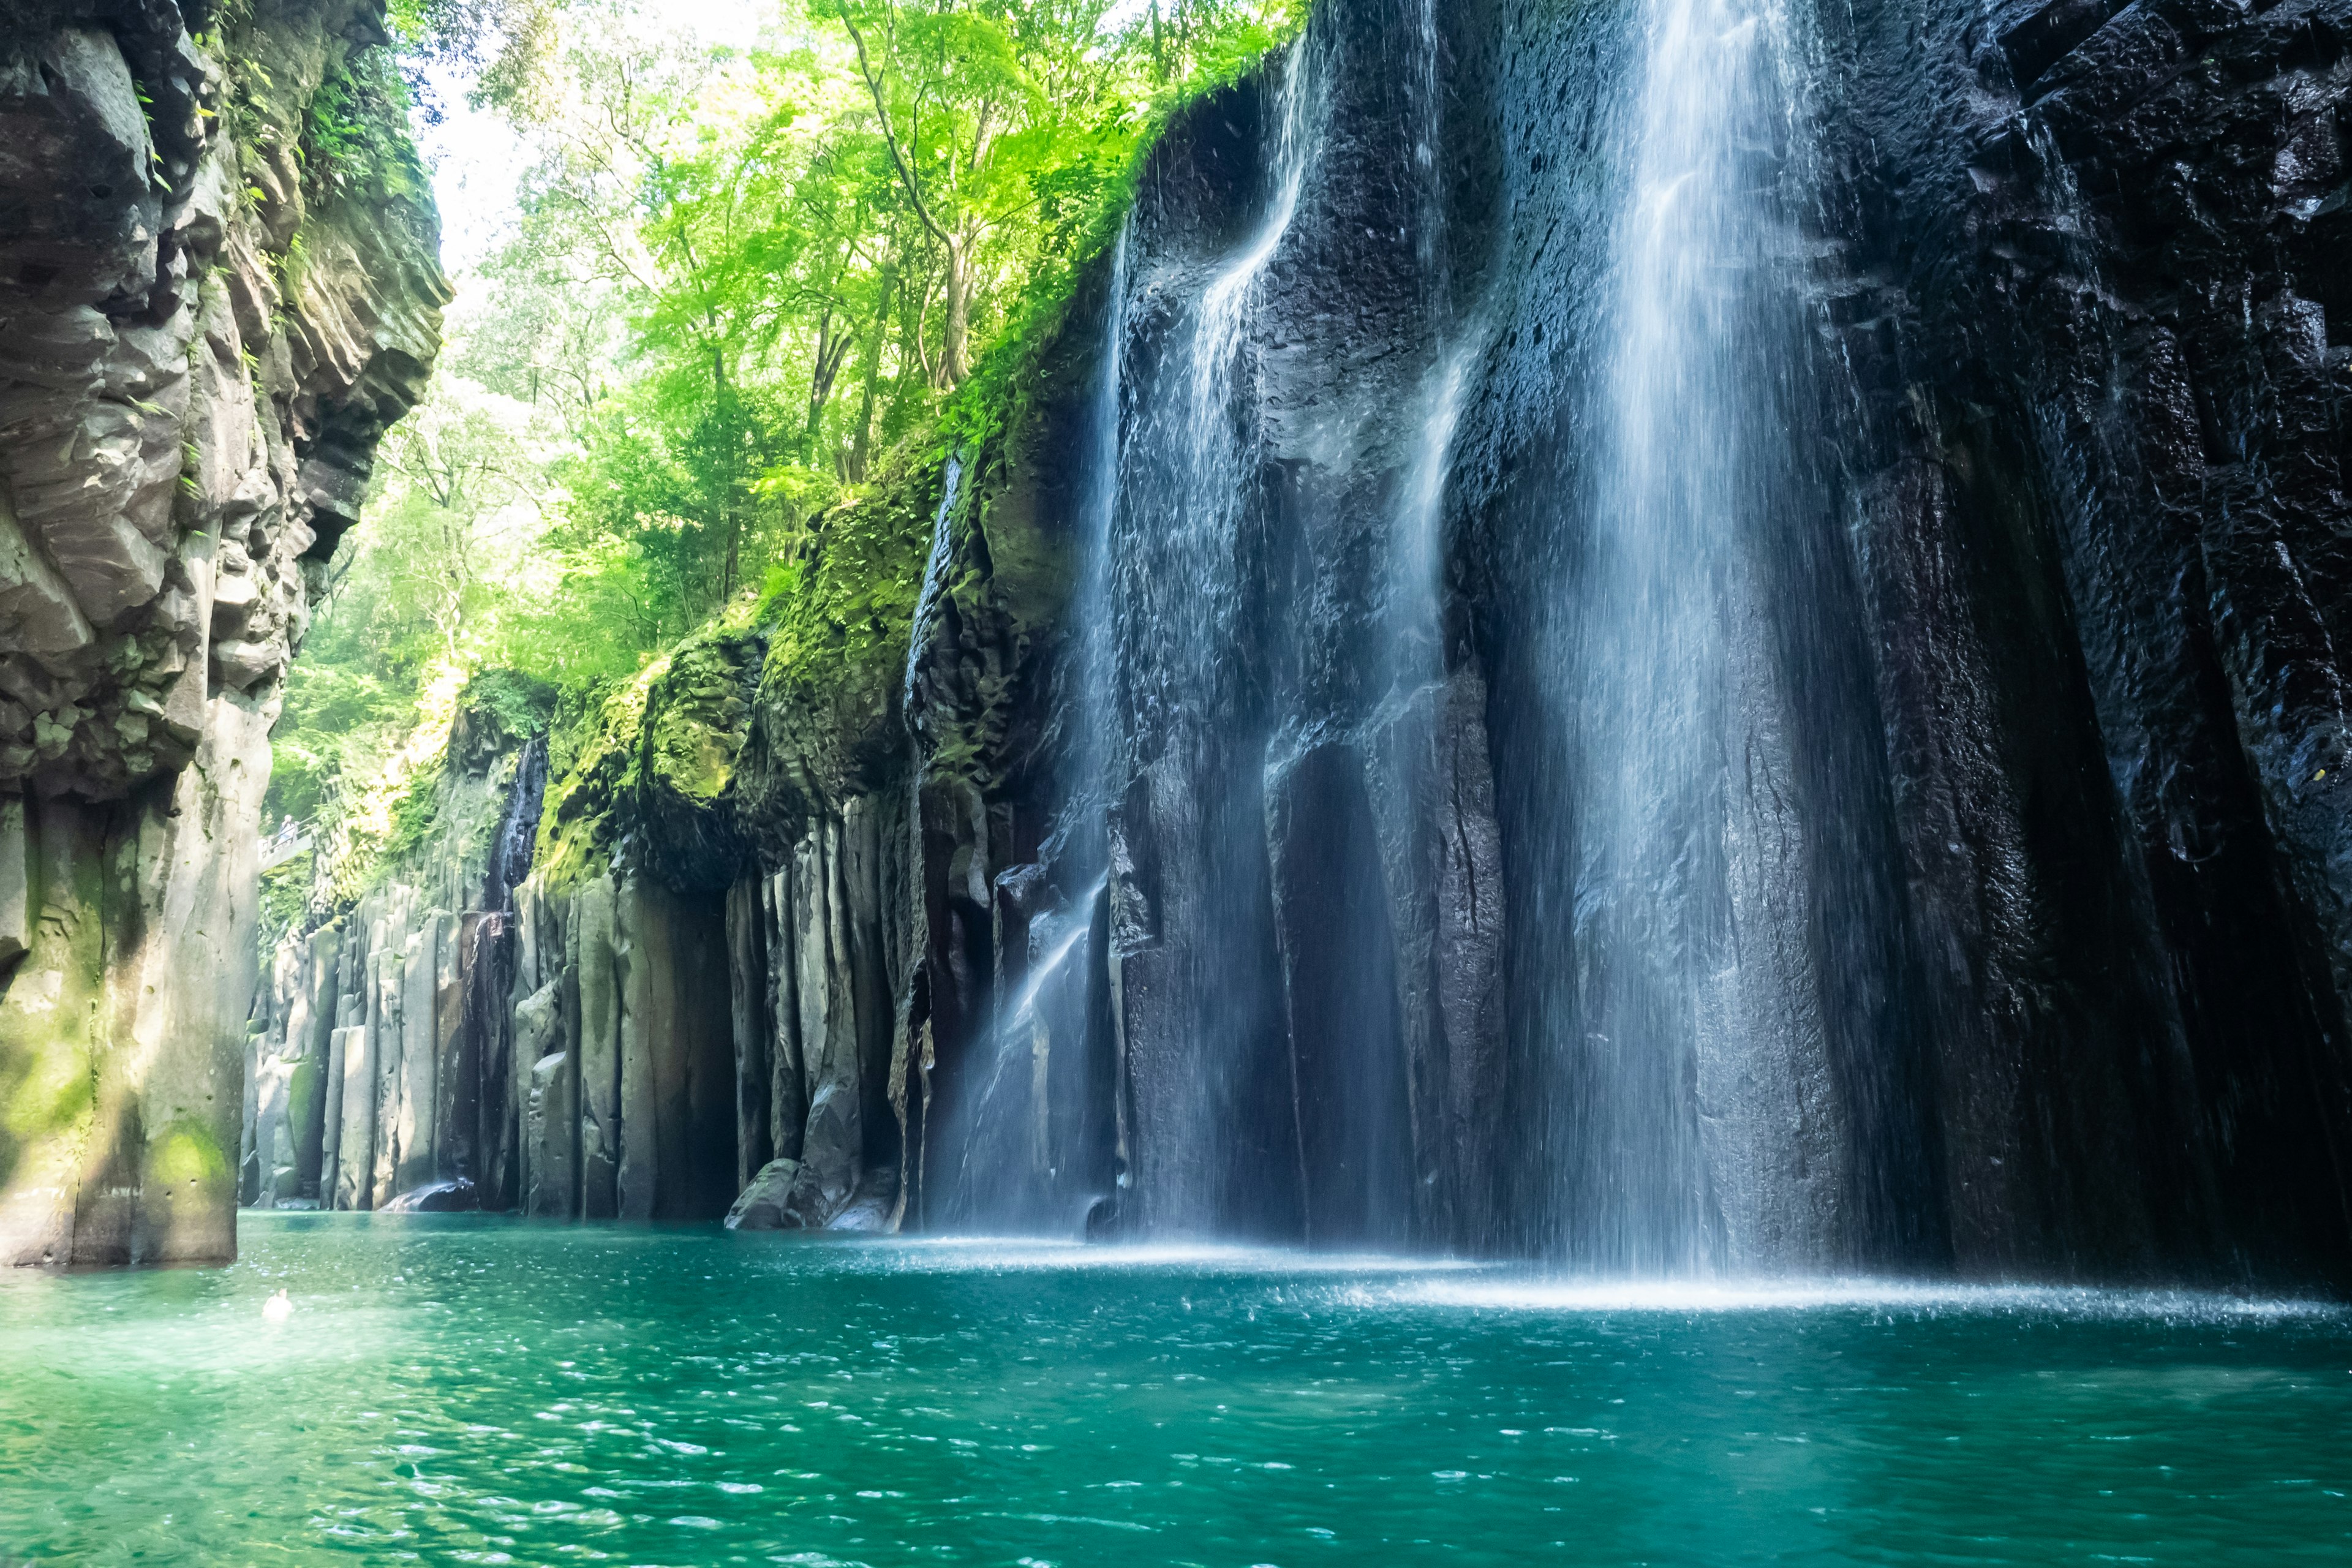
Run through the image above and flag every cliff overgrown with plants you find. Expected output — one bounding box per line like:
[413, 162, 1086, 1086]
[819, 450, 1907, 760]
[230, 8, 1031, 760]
[270, 0, 1306, 924]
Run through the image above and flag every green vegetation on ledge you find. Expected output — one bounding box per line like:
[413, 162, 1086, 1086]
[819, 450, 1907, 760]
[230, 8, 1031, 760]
[270, 0, 1303, 902]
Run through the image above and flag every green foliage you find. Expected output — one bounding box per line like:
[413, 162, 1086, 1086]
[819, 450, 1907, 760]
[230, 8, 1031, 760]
[376, 756, 451, 868]
[258, 851, 316, 947]
[459, 668, 560, 752]
[278, 0, 1305, 886]
[301, 48, 427, 204]
[388, 0, 558, 119]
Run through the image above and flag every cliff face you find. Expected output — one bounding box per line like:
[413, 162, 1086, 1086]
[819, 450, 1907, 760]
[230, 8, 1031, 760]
[247, 0, 2350, 1287]
[0, 0, 445, 1265]
[1822, 0, 2352, 1281]
[1476, 0, 2349, 1281]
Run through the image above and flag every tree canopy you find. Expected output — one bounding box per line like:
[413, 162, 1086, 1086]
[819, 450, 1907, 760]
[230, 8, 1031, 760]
[268, 0, 1303, 844]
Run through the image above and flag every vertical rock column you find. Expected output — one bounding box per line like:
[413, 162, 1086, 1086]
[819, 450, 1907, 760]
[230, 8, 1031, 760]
[0, 0, 447, 1265]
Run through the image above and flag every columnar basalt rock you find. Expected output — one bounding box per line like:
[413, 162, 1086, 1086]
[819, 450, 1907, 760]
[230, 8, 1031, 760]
[243, 676, 551, 1215]
[0, 0, 444, 1265]
[1812, 0, 2352, 1280]
[236, 0, 2350, 1290]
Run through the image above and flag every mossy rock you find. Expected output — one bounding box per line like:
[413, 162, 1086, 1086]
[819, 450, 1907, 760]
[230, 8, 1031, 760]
[520, 249, 1110, 888]
[448, 669, 557, 775]
[533, 668, 657, 896]
[736, 445, 941, 855]
[908, 257, 1112, 797]
[638, 626, 766, 892]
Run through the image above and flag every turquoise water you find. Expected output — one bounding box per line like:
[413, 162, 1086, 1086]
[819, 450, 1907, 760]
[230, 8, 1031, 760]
[2, 1215, 2348, 1565]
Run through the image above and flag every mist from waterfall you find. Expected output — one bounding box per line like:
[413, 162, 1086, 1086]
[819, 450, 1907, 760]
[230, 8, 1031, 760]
[1523, 0, 1863, 1273]
[1096, 32, 1328, 1235]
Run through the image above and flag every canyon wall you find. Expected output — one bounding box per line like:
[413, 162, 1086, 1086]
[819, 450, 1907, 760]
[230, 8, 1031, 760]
[246, 0, 2349, 1288]
[1, 0, 445, 1264]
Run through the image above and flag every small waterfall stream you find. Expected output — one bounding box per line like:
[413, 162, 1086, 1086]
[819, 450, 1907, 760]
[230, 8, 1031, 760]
[1099, 33, 1330, 1235]
[446, 736, 550, 1210]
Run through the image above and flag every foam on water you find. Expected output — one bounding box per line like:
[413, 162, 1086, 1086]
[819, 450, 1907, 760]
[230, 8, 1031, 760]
[1359, 1274, 2348, 1321]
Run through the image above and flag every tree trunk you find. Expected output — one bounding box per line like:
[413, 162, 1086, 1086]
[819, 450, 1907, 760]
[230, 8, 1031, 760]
[941, 240, 972, 389]
[722, 505, 741, 604]
[849, 267, 897, 483]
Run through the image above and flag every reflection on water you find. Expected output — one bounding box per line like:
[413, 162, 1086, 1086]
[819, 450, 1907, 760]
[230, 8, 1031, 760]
[2, 1214, 2347, 1565]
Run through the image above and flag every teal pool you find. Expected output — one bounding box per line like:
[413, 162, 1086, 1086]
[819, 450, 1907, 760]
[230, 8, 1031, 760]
[2, 1214, 2347, 1564]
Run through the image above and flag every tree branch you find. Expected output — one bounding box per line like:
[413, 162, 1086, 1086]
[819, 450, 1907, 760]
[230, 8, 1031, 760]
[839, 4, 956, 257]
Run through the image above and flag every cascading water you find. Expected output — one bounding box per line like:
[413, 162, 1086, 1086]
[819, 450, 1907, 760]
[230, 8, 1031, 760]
[485, 735, 549, 916]
[442, 736, 551, 1210]
[956, 0, 1926, 1264]
[1095, 34, 1328, 1236]
[941, 225, 1134, 1237]
[944, 873, 1112, 1234]
[1525, 0, 1869, 1273]
[1384, 0, 1476, 687]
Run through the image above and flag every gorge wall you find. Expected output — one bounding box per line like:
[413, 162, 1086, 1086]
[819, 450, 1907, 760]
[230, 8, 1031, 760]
[0, 0, 445, 1265]
[244, 0, 2348, 1289]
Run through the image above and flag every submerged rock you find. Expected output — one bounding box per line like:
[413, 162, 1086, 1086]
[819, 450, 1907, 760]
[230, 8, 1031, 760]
[383, 1178, 477, 1214]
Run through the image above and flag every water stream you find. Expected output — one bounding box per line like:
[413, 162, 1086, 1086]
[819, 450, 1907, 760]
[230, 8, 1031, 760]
[1095, 32, 1330, 1236]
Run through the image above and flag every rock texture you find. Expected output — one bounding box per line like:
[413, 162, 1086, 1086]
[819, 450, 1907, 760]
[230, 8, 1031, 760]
[1820, 0, 2352, 1282]
[1463, 0, 2351, 1282]
[250, 0, 2351, 1289]
[0, 0, 447, 1264]
[244, 674, 548, 1212]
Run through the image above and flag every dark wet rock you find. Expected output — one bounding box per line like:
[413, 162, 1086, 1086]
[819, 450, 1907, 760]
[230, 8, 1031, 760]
[723, 1157, 801, 1231]
[1814, 0, 2352, 1283]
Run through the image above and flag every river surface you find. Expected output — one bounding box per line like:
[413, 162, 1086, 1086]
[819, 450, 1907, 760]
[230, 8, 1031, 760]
[2, 1215, 2348, 1565]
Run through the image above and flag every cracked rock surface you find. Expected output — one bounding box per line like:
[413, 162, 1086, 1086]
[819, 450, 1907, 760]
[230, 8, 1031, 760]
[0, 0, 444, 1267]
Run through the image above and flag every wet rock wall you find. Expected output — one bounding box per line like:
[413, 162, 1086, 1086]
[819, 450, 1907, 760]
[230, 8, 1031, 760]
[245, 0, 2350, 1289]
[1, 0, 446, 1265]
[1463, 0, 2352, 1281]
[1821, 0, 2352, 1281]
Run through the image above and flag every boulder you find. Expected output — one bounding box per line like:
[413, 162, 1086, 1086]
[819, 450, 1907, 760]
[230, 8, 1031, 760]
[723, 1158, 802, 1231]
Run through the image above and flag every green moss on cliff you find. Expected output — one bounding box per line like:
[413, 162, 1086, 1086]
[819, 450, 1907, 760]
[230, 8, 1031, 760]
[522, 246, 1106, 884]
[533, 665, 657, 894]
[530, 452, 936, 886]
[288, 668, 554, 929]
[643, 630, 759, 810]
[750, 445, 939, 804]
[300, 46, 429, 206]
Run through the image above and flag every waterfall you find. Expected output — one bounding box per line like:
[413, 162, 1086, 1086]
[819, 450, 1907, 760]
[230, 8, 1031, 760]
[1386, 0, 1475, 687]
[1520, 0, 1868, 1273]
[1049, 223, 1132, 884]
[948, 0, 1929, 1263]
[942, 874, 1112, 1234]
[1099, 33, 1328, 1235]
[449, 736, 551, 1209]
[485, 736, 549, 916]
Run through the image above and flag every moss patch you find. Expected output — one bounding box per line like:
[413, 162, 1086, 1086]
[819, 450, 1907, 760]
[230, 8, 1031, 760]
[149, 1118, 231, 1191]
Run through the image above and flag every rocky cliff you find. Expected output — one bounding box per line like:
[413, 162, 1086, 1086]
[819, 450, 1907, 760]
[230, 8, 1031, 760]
[246, 0, 2351, 1289]
[0, 0, 445, 1265]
